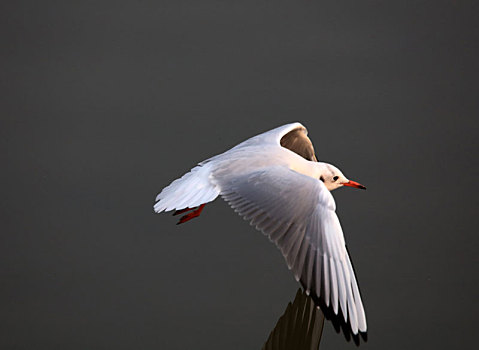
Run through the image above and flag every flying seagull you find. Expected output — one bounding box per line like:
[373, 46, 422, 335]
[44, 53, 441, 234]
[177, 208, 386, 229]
[153, 122, 367, 335]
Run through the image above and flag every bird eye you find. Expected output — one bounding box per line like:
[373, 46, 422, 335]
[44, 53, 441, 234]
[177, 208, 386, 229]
[333, 176, 339, 181]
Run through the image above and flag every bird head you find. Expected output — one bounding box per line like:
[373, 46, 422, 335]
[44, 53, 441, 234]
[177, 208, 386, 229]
[319, 163, 366, 192]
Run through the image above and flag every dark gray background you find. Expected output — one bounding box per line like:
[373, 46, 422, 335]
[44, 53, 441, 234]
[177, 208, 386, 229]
[1, 0, 478, 349]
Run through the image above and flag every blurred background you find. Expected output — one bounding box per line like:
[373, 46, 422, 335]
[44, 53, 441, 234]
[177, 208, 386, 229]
[1, 1, 478, 349]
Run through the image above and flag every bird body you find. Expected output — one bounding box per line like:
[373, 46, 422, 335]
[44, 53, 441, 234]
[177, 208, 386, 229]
[154, 122, 367, 335]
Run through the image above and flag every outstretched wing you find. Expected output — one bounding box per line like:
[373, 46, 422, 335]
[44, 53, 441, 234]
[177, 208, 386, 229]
[280, 126, 317, 161]
[216, 165, 366, 334]
[153, 122, 316, 214]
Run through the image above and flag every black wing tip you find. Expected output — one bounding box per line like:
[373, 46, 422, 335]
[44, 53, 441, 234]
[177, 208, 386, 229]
[305, 289, 368, 346]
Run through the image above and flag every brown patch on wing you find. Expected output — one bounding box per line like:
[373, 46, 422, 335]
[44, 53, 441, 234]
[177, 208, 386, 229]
[280, 127, 318, 161]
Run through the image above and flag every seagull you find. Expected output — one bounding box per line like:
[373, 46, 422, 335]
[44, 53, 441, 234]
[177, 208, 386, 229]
[153, 122, 367, 335]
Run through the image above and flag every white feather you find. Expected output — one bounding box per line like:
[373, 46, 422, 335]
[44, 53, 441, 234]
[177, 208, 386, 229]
[154, 163, 219, 213]
[153, 122, 367, 335]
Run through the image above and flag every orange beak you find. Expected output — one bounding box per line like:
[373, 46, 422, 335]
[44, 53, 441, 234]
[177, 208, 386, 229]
[343, 180, 366, 190]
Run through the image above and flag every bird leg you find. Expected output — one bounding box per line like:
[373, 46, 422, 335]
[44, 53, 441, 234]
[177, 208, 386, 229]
[175, 204, 206, 225]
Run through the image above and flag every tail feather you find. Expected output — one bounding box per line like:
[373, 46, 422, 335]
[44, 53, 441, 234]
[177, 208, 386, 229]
[154, 163, 220, 213]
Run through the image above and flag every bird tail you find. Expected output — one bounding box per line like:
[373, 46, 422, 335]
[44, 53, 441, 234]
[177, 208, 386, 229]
[153, 163, 220, 213]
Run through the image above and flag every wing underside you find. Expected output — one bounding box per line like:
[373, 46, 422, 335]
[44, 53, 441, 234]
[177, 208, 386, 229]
[215, 165, 366, 334]
[280, 126, 317, 161]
